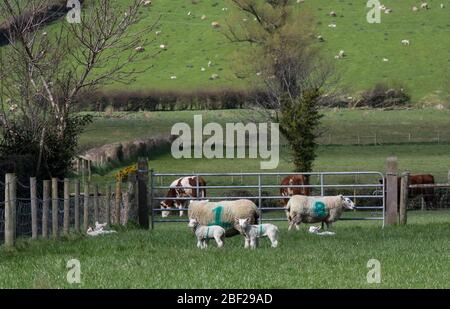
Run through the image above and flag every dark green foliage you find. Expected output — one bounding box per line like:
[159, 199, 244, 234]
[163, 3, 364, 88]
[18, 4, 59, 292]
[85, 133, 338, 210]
[279, 89, 323, 173]
[0, 114, 92, 179]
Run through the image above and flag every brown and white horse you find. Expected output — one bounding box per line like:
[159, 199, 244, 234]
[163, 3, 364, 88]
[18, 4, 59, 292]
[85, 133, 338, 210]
[160, 176, 207, 217]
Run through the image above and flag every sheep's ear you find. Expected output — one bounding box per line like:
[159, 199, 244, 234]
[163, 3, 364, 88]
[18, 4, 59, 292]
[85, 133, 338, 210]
[340, 195, 344, 200]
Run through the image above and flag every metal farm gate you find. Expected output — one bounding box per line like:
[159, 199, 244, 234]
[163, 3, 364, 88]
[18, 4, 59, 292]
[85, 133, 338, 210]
[149, 171, 385, 228]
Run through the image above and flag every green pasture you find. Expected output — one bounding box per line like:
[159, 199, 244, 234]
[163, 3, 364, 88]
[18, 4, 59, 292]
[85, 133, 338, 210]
[1, 210, 449, 288]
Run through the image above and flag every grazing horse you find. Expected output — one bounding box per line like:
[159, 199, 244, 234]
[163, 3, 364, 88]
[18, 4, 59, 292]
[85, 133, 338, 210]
[280, 175, 310, 206]
[160, 176, 206, 217]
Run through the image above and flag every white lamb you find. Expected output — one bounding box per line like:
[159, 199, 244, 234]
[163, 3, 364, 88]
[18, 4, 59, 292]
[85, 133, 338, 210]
[188, 218, 225, 249]
[401, 39, 410, 46]
[236, 218, 279, 249]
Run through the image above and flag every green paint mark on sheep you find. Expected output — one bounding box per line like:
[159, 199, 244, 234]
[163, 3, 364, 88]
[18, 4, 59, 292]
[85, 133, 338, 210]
[313, 201, 327, 218]
[209, 205, 232, 228]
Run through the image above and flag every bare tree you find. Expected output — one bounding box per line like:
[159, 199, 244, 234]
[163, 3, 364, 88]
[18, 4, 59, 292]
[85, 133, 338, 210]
[0, 0, 159, 178]
[226, 0, 335, 173]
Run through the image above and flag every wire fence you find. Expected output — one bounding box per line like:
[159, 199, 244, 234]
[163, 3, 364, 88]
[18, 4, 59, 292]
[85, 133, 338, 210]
[0, 177, 134, 246]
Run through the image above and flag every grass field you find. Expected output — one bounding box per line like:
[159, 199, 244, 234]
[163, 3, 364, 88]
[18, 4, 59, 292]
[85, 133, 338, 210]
[79, 108, 450, 149]
[80, 109, 450, 183]
[1, 211, 449, 288]
[3, 0, 448, 103]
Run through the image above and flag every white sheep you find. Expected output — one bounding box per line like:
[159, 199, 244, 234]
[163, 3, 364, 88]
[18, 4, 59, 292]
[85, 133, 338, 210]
[134, 46, 145, 52]
[141, 0, 152, 6]
[286, 195, 355, 231]
[384, 8, 392, 14]
[236, 218, 279, 249]
[188, 199, 260, 237]
[421, 3, 429, 9]
[211, 21, 220, 28]
[317, 35, 325, 42]
[412, 6, 419, 11]
[401, 39, 410, 46]
[328, 23, 336, 28]
[188, 218, 225, 249]
[441, 4, 444, 9]
[160, 44, 167, 49]
[329, 11, 337, 17]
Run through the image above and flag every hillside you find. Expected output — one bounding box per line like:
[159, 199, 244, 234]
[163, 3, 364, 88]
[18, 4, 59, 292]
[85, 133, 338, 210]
[105, 0, 450, 104]
[1, 0, 449, 104]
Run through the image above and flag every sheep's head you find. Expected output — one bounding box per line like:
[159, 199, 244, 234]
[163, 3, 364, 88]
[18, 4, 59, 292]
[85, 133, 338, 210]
[340, 195, 355, 210]
[188, 218, 198, 228]
[236, 217, 251, 230]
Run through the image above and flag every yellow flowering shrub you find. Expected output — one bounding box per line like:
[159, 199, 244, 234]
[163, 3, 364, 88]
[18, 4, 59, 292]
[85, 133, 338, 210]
[115, 164, 137, 182]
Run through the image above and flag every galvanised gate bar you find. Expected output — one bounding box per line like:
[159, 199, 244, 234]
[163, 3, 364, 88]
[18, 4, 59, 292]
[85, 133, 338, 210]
[149, 171, 386, 229]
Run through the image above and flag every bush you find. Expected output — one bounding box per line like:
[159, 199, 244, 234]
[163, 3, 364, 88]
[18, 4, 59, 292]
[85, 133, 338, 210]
[358, 83, 411, 108]
[75, 88, 263, 112]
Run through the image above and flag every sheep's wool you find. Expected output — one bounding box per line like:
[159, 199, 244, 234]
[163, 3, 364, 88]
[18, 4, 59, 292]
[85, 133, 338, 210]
[188, 200, 259, 234]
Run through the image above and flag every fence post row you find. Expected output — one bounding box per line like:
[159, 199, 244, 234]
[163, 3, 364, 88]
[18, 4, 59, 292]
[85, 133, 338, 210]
[399, 172, 409, 225]
[74, 180, 80, 233]
[137, 157, 149, 230]
[64, 179, 70, 236]
[106, 184, 111, 226]
[42, 180, 50, 238]
[385, 157, 398, 226]
[52, 178, 58, 238]
[4, 173, 16, 248]
[30, 177, 37, 240]
[84, 182, 90, 232]
[115, 181, 121, 225]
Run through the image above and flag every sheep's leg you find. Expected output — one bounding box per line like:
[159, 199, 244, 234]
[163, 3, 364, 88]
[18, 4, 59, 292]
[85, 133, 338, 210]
[326, 222, 333, 230]
[250, 238, 257, 249]
[244, 237, 250, 249]
[269, 232, 278, 248]
[197, 240, 202, 249]
[321, 221, 325, 230]
[215, 234, 224, 248]
[295, 222, 300, 231]
[178, 204, 184, 217]
[162, 210, 169, 218]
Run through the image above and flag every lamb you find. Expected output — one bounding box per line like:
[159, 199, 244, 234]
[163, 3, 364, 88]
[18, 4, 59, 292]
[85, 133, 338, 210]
[211, 21, 221, 28]
[141, 0, 152, 6]
[235, 218, 279, 249]
[421, 3, 429, 9]
[329, 11, 337, 17]
[286, 195, 355, 231]
[412, 6, 419, 11]
[188, 218, 225, 249]
[188, 199, 260, 237]
[401, 39, 410, 46]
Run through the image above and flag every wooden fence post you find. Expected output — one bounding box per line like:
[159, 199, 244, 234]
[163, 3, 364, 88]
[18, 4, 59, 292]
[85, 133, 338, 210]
[52, 178, 59, 238]
[106, 184, 111, 226]
[399, 172, 409, 225]
[115, 181, 122, 224]
[42, 180, 50, 238]
[63, 178, 70, 236]
[30, 177, 37, 239]
[137, 158, 149, 229]
[83, 182, 90, 232]
[94, 184, 99, 223]
[74, 180, 80, 233]
[4, 173, 16, 248]
[123, 192, 130, 225]
[385, 157, 398, 225]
